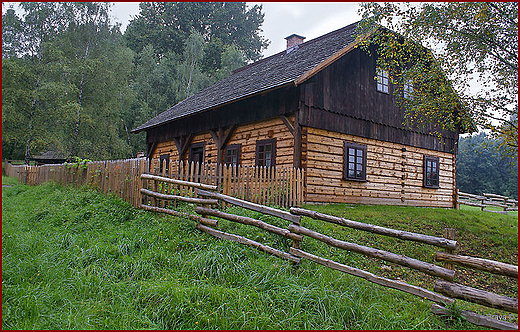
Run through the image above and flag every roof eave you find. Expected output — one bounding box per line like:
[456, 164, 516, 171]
[131, 81, 296, 134]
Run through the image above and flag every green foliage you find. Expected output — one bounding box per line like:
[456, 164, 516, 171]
[124, 2, 268, 62]
[358, 3, 518, 156]
[2, 2, 268, 161]
[457, 132, 518, 199]
[2, 179, 517, 329]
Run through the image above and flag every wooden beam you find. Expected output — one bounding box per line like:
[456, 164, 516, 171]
[141, 173, 217, 191]
[280, 115, 295, 136]
[291, 248, 454, 306]
[181, 133, 193, 156]
[140, 204, 218, 227]
[195, 206, 303, 242]
[435, 252, 518, 279]
[196, 189, 301, 223]
[289, 224, 455, 281]
[431, 303, 517, 330]
[140, 188, 218, 205]
[146, 142, 157, 159]
[434, 280, 518, 313]
[210, 125, 237, 165]
[196, 223, 300, 263]
[290, 207, 458, 250]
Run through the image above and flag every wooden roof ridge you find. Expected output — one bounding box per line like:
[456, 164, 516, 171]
[131, 20, 369, 134]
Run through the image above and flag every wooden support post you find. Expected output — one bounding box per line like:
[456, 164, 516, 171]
[443, 228, 457, 271]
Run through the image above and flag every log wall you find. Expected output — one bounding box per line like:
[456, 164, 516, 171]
[304, 127, 455, 207]
[151, 116, 295, 168]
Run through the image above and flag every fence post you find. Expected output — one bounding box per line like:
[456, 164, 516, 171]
[443, 228, 457, 272]
[290, 214, 302, 267]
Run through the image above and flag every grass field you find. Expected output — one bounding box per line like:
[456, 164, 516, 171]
[2, 176, 517, 329]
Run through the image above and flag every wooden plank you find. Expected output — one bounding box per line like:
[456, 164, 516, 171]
[430, 304, 517, 330]
[195, 206, 303, 242]
[483, 193, 509, 200]
[140, 204, 218, 227]
[290, 248, 454, 305]
[288, 224, 455, 281]
[435, 252, 518, 279]
[140, 188, 218, 205]
[457, 200, 486, 208]
[141, 173, 217, 191]
[196, 189, 301, 223]
[196, 224, 300, 263]
[290, 207, 457, 250]
[434, 280, 518, 313]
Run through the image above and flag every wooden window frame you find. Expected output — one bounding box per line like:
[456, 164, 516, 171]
[403, 78, 413, 99]
[343, 142, 367, 182]
[188, 142, 205, 165]
[376, 68, 390, 94]
[423, 155, 440, 189]
[255, 139, 276, 167]
[224, 144, 241, 166]
[159, 153, 170, 174]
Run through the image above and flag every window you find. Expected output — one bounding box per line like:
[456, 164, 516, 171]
[343, 142, 367, 181]
[423, 156, 439, 188]
[224, 144, 241, 166]
[256, 139, 276, 167]
[403, 78, 413, 99]
[159, 154, 170, 174]
[188, 143, 205, 165]
[376, 68, 389, 94]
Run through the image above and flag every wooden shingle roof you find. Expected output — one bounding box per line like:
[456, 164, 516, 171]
[132, 21, 362, 133]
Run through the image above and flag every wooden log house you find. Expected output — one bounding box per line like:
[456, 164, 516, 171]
[132, 21, 468, 208]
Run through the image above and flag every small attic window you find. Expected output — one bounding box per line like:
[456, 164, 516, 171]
[376, 68, 389, 94]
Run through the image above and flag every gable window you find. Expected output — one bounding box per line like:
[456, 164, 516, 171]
[403, 78, 413, 99]
[224, 144, 241, 166]
[159, 154, 170, 174]
[256, 139, 276, 167]
[343, 142, 367, 181]
[423, 156, 439, 188]
[188, 143, 205, 165]
[376, 68, 389, 94]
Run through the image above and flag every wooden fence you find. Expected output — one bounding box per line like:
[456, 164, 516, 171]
[5, 158, 149, 208]
[139, 176, 517, 330]
[147, 159, 304, 208]
[458, 191, 518, 215]
[4, 158, 304, 208]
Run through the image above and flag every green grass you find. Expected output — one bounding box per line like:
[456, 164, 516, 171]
[2, 176, 517, 329]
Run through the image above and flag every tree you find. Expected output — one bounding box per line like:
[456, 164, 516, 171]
[124, 2, 268, 63]
[2, 2, 137, 161]
[457, 133, 518, 199]
[358, 2, 518, 157]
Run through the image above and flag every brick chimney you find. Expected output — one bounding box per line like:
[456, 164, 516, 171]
[285, 34, 306, 49]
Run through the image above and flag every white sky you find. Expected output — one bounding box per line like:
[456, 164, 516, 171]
[110, 2, 362, 57]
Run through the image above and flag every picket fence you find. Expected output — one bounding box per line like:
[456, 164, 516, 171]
[4, 158, 305, 208]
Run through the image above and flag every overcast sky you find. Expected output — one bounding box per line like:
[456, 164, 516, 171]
[111, 2, 362, 57]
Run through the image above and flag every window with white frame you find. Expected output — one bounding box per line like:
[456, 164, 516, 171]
[376, 68, 389, 94]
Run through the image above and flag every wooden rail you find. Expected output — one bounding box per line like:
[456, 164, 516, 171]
[290, 207, 458, 249]
[288, 224, 455, 281]
[431, 304, 518, 330]
[290, 248, 454, 306]
[434, 280, 518, 313]
[435, 252, 518, 279]
[458, 191, 518, 214]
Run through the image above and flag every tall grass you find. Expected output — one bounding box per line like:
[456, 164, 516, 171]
[3, 177, 515, 329]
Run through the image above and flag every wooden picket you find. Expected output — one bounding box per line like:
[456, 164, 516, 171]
[7, 159, 305, 208]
